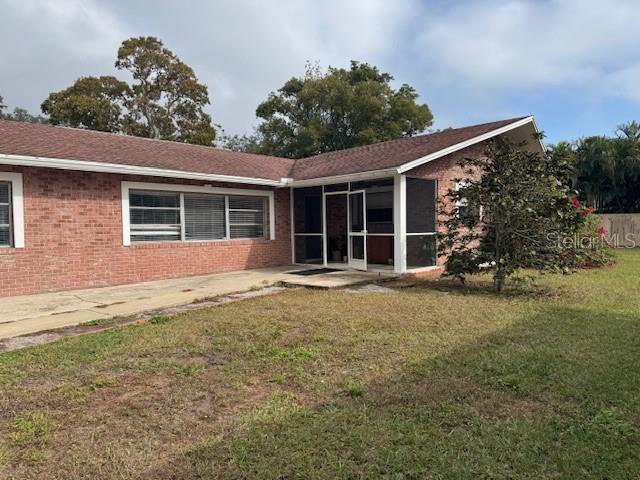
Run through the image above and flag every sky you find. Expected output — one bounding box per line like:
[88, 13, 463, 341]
[0, 0, 639, 145]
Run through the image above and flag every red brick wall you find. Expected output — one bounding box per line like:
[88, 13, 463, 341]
[0, 166, 292, 297]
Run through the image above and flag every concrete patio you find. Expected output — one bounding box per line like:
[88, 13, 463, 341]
[0, 267, 397, 340]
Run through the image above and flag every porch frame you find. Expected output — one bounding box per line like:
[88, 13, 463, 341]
[290, 172, 439, 274]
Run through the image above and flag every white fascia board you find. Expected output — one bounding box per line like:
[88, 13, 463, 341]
[0, 153, 285, 187]
[289, 168, 398, 187]
[396, 116, 536, 174]
[529, 116, 547, 153]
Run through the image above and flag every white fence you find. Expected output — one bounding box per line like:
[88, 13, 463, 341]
[598, 214, 640, 248]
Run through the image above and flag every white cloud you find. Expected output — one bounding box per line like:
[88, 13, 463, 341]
[0, 0, 129, 108]
[606, 63, 640, 102]
[414, 0, 640, 90]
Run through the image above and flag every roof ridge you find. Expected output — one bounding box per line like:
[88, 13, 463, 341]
[0, 118, 295, 164]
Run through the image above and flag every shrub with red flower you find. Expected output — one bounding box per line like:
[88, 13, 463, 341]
[563, 198, 614, 268]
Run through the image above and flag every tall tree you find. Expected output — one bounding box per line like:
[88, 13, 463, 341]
[115, 36, 215, 145]
[249, 61, 433, 159]
[40, 37, 216, 146]
[41, 76, 129, 132]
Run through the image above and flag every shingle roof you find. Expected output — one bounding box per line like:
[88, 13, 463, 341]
[0, 116, 532, 183]
[289, 117, 530, 180]
[0, 120, 295, 182]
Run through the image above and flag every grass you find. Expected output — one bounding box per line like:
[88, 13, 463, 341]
[1, 250, 640, 479]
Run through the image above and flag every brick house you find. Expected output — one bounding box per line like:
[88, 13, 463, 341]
[0, 116, 543, 297]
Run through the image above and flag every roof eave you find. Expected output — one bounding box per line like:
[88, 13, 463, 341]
[0, 153, 286, 187]
[396, 116, 537, 174]
[288, 167, 399, 187]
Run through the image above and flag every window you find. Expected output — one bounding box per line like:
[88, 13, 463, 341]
[184, 194, 225, 240]
[0, 173, 23, 249]
[129, 190, 181, 242]
[455, 181, 482, 224]
[0, 181, 11, 246]
[229, 196, 266, 239]
[127, 187, 269, 243]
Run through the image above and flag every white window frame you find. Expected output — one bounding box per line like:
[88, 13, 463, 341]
[0, 172, 25, 248]
[121, 181, 275, 246]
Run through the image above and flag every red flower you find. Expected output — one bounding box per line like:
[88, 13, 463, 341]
[597, 226, 607, 236]
[571, 197, 581, 208]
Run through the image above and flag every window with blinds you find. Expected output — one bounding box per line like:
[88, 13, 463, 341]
[229, 196, 266, 239]
[0, 182, 12, 247]
[129, 189, 268, 243]
[184, 194, 226, 240]
[129, 190, 181, 242]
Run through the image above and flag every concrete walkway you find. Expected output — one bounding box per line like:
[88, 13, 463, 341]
[0, 267, 396, 340]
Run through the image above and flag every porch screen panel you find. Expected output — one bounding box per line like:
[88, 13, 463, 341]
[407, 235, 437, 268]
[349, 193, 364, 232]
[228, 195, 267, 239]
[0, 182, 11, 246]
[293, 187, 323, 264]
[184, 193, 225, 240]
[406, 178, 437, 267]
[129, 190, 181, 242]
[406, 178, 437, 233]
[293, 187, 322, 233]
[294, 236, 323, 264]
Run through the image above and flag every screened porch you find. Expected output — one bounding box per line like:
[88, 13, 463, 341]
[291, 175, 438, 274]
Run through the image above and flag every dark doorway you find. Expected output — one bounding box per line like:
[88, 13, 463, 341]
[325, 193, 348, 265]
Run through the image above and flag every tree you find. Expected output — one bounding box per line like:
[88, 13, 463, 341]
[557, 122, 640, 213]
[572, 136, 617, 211]
[617, 121, 640, 142]
[0, 94, 48, 124]
[219, 132, 262, 154]
[41, 76, 129, 132]
[40, 36, 216, 145]
[250, 61, 433, 158]
[115, 36, 215, 145]
[439, 137, 585, 292]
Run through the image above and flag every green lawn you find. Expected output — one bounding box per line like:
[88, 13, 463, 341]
[1, 251, 640, 479]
